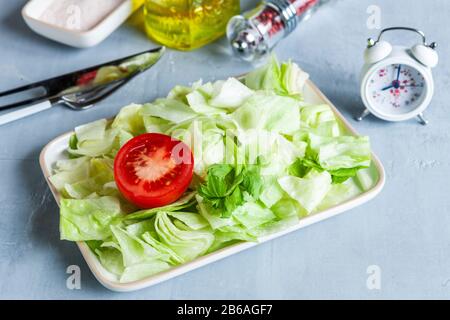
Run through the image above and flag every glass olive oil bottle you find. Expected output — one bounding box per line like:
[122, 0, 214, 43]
[144, 0, 240, 50]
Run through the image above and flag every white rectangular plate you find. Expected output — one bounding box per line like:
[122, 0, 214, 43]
[39, 79, 385, 292]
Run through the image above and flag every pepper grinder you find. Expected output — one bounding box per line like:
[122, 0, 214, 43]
[227, 0, 329, 61]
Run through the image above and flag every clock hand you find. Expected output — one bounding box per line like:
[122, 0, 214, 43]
[402, 84, 423, 88]
[397, 65, 401, 81]
[381, 84, 394, 91]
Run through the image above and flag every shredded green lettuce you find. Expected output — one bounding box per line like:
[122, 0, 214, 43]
[231, 92, 300, 135]
[50, 57, 373, 283]
[244, 55, 309, 99]
[60, 196, 124, 241]
[124, 192, 196, 221]
[278, 170, 332, 214]
[209, 78, 254, 108]
[154, 212, 214, 262]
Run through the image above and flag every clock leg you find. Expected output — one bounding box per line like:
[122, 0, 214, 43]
[417, 113, 429, 125]
[356, 109, 370, 121]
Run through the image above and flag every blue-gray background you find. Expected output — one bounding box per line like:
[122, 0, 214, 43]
[0, 0, 449, 299]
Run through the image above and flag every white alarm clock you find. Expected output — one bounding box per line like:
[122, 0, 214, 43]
[358, 27, 438, 125]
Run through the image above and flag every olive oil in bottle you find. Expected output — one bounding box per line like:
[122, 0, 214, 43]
[144, 0, 240, 50]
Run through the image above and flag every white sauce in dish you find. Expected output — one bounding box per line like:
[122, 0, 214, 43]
[39, 0, 126, 32]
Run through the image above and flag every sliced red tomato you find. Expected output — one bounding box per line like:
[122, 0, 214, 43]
[76, 70, 98, 86]
[114, 133, 194, 209]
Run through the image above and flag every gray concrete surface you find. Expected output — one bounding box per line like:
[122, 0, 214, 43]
[0, 0, 449, 299]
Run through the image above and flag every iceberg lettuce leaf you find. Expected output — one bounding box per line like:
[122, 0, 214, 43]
[244, 56, 309, 99]
[209, 78, 253, 108]
[278, 170, 332, 214]
[155, 212, 214, 262]
[231, 92, 300, 135]
[124, 191, 197, 221]
[142, 99, 197, 123]
[110, 225, 169, 267]
[111, 103, 146, 136]
[120, 260, 171, 283]
[60, 196, 124, 241]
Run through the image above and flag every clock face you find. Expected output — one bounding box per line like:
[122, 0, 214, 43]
[366, 64, 426, 115]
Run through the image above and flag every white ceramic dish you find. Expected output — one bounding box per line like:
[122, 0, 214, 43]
[22, 0, 140, 48]
[39, 79, 385, 292]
